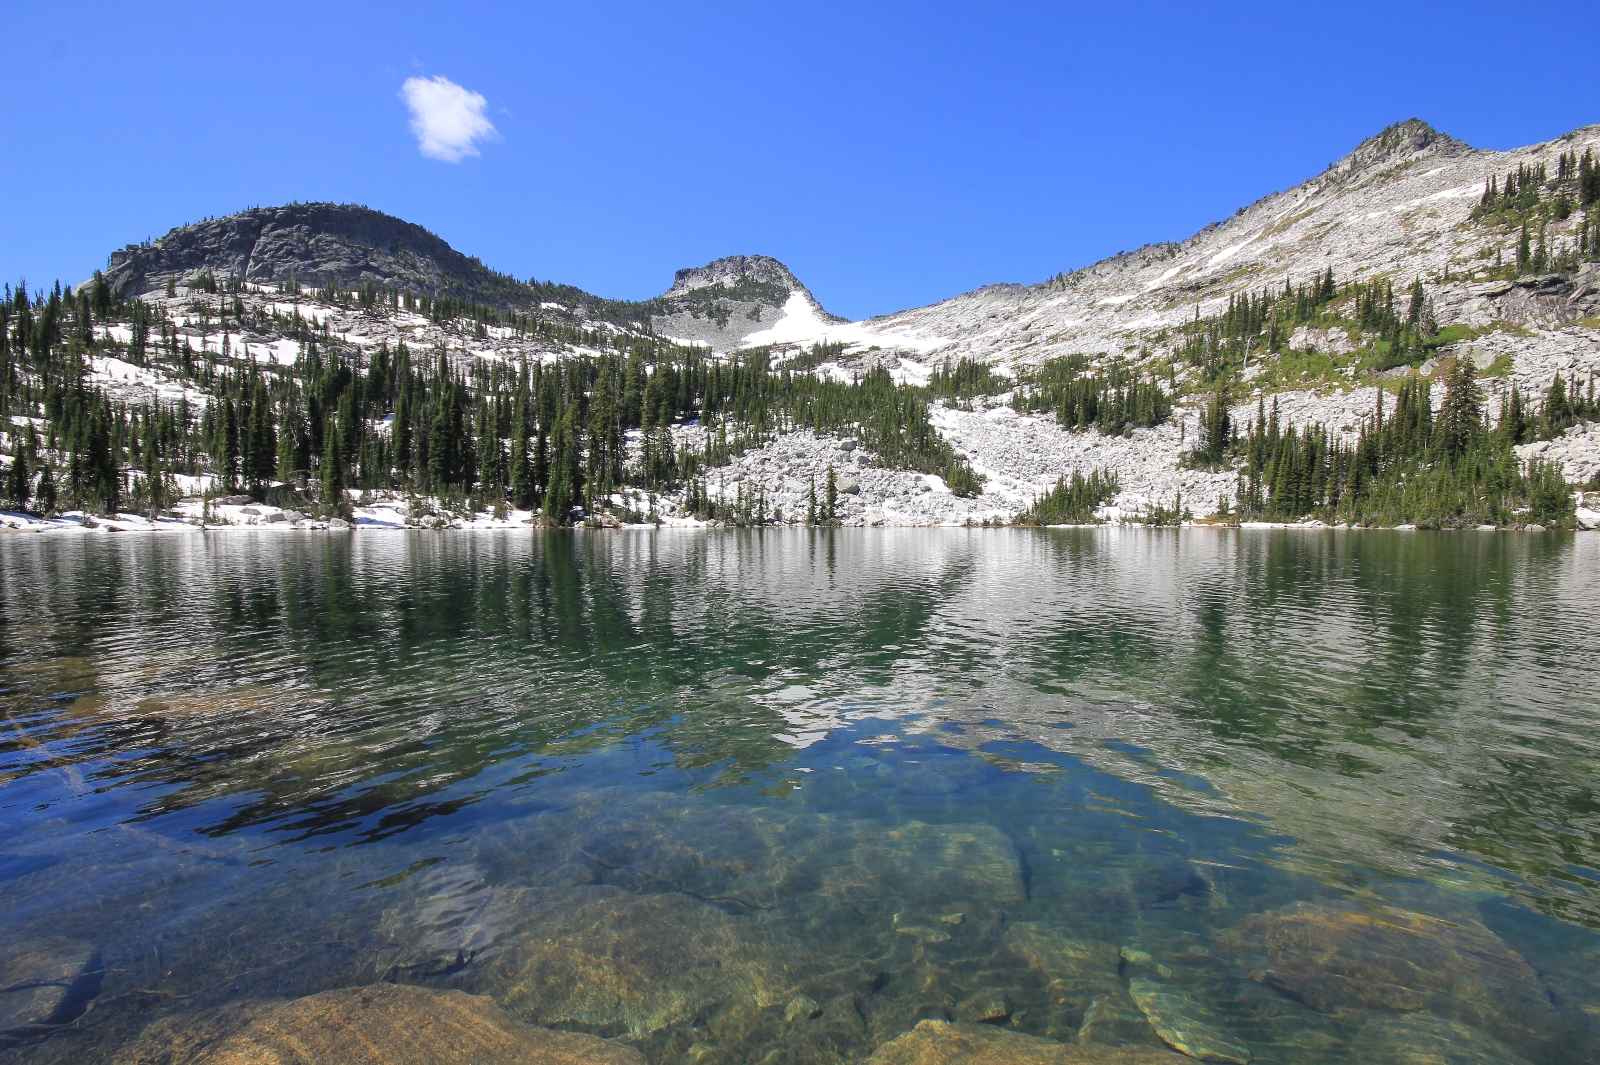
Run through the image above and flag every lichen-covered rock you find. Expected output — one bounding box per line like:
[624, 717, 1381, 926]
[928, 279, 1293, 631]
[113, 984, 644, 1065]
[1126, 979, 1251, 1064]
[864, 1019, 1191, 1065]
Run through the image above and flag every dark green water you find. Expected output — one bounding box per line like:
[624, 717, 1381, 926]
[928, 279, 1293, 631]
[2, 530, 1598, 1064]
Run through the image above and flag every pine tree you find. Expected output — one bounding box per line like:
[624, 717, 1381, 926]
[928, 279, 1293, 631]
[321, 421, 346, 515]
[1435, 360, 1483, 460]
[1194, 386, 1231, 465]
[5, 440, 28, 510]
[509, 387, 532, 509]
[35, 464, 56, 515]
[246, 379, 276, 489]
[1497, 385, 1529, 446]
[542, 405, 580, 526]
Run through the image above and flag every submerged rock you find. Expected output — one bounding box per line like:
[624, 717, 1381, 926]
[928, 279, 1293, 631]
[1003, 922, 1122, 1017]
[372, 863, 558, 979]
[113, 984, 644, 1065]
[1077, 994, 1161, 1048]
[865, 1019, 1189, 1065]
[1344, 1012, 1534, 1065]
[728, 816, 1026, 912]
[1217, 902, 1564, 1053]
[451, 886, 792, 1038]
[784, 995, 822, 1023]
[0, 939, 102, 1039]
[504, 792, 1023, 925]
[953, 990, 1010, 1023]
[1127, 979, 1251, 1064]
[1003, 924, 1120, 981]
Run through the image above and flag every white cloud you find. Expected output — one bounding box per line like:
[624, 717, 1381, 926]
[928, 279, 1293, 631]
[400, 75, 498, 162]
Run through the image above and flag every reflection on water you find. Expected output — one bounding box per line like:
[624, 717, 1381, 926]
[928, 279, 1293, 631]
[2, 530, 1598, 1063]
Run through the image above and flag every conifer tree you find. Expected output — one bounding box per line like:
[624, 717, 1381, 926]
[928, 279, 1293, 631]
[35, 463, 56, 515]
[509, 387, 532, 509]
[5, 440, 28, 510]
[321, 421, 346, 514]
[1435, 360, 1483, 460]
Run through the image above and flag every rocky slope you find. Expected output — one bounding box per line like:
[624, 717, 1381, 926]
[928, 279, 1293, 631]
[808, 120, 1600, 365]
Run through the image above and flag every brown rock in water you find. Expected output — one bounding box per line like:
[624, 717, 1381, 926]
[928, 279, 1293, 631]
[120, 984, 645, 1065]
[953, 990, 1010, 1023]
[1003, 923, 1123, 1020]
[1217, 902, 1563, 1052]
[453, 886, 792, 1038]
[1076, 994, 1161, 1048]
[1126, 980, 1250, 1064]
[864, 1020, 1190, 1065]
[1344, 1012, 1534, 1065]
[1003, 924, 1120, 982]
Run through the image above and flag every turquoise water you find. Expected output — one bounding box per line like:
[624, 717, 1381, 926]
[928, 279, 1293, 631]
[2, 530, 1599, 1063]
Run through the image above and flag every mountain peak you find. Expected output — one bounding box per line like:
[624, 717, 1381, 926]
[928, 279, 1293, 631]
[650, 254, 839, 351]
[1330, 118, 1471, 179]
[665, 254, 804, 298]
[103, 202, 531, 307]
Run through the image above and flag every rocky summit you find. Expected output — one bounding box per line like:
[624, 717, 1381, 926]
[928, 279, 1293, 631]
[648, 254, 842, 352]
[104, 204, 532, 308]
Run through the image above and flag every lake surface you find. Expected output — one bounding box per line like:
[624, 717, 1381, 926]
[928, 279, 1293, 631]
[2, 529, 1599, 1064]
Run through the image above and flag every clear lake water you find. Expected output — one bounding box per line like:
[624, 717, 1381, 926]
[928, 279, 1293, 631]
[2, 529, 1599, 1064]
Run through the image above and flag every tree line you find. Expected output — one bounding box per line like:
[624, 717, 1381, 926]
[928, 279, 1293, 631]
[0, 275, 989, 523]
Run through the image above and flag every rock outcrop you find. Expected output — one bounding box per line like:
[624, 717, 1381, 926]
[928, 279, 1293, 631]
[103, 204, 534, 307]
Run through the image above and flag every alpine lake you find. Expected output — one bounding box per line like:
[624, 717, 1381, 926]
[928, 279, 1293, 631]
[2, 529, 1599, 1065]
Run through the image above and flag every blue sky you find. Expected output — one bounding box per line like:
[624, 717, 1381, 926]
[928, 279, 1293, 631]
[3, 2, 1595, 320]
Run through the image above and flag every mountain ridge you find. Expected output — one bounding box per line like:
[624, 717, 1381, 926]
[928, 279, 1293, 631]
[8, 117, 1594, 532]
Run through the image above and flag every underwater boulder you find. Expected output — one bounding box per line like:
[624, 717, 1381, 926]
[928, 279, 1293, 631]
[115, 984, 644, 1065]
[451, 885, 794, 1039]
[1343, 1011, 1534, 1065]
[1217, 902, 1564, 1054]
[864, 1019, 1190, 1065]
[1126, 979, 1251, 1064]
[0, 939, 103, 1041]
